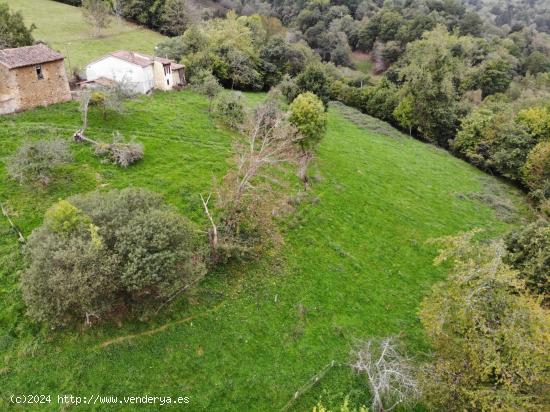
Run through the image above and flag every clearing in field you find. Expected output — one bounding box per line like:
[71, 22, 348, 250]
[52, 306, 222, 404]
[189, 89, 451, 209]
[0, 91, 530, 410]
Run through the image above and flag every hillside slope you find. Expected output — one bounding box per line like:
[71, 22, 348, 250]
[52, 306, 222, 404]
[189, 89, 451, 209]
[0, 94, 530, 410]
[5, 0, 165, 70]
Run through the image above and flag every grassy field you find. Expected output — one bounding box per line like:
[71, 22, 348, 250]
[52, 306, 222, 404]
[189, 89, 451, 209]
[6, 0, 166, 70]
[0, 90, 531, 410]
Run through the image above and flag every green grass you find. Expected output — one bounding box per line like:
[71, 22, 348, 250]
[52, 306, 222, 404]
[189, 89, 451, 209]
[6, 0, 166, 70]
[0, 91, 531, 411]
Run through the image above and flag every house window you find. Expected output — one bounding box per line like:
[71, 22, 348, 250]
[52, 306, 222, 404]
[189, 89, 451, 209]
[164, 65, 171, 76]
[167, 79, 170, 86]
[35, 65, 44, 80]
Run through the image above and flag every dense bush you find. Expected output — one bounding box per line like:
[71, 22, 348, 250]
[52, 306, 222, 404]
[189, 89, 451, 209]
[6, 139, 73, 186]
[294, 64, 332, 108]
[213, 92, 246, 129]
[504, 220, 550, 304]
[22, 188, 205, 327]
[288, 92, 327, 151]
[420, 232, 549, 411]
[523, 141, 550, 198]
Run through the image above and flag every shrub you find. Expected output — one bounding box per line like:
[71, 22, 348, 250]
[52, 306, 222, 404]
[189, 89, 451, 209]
[420, 232, 549, 411]
[22, 188, 205, 327]
[278, 74, 299, 103]
[289, 92, 328, 151]
[6, 139, 73, 186]
[94, 133, 144, 167]
[213, 92, 246, 129]
[523, 141, 550, 197]
[517, 106, 550, 141]
[191, 69, 223, 111]
[504, 220, 550, 304]
[295, 64, 332, 108]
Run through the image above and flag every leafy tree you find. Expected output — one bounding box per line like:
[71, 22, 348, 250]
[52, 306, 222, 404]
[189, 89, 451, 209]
[393, 95, 414, 135]
[525, 51, 550, 75]
[213, 92, 246, 129]
[420, 232, 549, 411]
[397, 26, 473, 146]
[191, 69, 223, 111]
[82, 0, 112, 37]
[517, 106, 550, 141]
[0, 3, 35, 48]
[505, 220, 550, 304]
[452, 104, 498, 166]
[161, 0, 191, 36]
[295, 64, 332, 108]
[474, 58, 514, 98]
[288, 92, 327, 151]
[488, 118, 537, 182]
[260, 36, 307, 87]
[523, 140, 550, 197]
[22, 188, 205, 327]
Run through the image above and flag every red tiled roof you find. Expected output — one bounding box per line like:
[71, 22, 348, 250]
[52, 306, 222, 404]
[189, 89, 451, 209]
[0, 44, 65, 69]
[88, 50, 184, 69]
[110, 50, 155, 67]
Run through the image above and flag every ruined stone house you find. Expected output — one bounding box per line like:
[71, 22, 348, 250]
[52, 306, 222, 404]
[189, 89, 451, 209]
[0, 44, 72, 115]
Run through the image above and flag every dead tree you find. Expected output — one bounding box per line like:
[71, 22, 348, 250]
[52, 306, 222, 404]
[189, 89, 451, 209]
[351, 337, 421, 412]
[200, 102, 301, 256]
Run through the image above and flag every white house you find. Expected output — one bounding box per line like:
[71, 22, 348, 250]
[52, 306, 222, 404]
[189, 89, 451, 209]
[84, 51, 185, 94]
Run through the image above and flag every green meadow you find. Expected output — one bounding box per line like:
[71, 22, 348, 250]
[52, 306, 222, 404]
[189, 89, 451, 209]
[0, 89, 531, 410]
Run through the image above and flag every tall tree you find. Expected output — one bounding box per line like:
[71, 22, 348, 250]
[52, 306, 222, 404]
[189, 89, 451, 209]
[0, 3, 35, 49]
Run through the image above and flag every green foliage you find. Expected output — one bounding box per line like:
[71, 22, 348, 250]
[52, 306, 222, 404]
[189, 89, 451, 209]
[44, 200, 91, 233]
[523, 141, 550, 197]
[213, 92, 246, 129]
[452, 100, 547, 188]
[525, 51, 550, 75]
[295, 64, 332, 108]
[161, 0, 191, 36]
[420, 232, 549, 412]
[0, 3, 35, 48]
[191, 69, 223, 110]
[289, 92, 327, 150]
[517, 106, 550, 141]
[21, 188, 205, 327]
[278, 74, 299, 103]
[397, 25, 473, 146]
[474, 58, 514, 98]
[505, 220, 550, 304]
[260, 35, 308, 87]
[6, 139, 73, 186]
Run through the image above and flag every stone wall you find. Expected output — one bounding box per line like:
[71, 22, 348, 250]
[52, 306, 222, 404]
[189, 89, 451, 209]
[0, 65, 18, 115]
[12, 60, 71, 113]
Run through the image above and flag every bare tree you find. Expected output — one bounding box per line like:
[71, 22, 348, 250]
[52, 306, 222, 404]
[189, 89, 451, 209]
[351, 337, 421, 412]
[82, 0, 111, 37]
[200, 101, 302, 260]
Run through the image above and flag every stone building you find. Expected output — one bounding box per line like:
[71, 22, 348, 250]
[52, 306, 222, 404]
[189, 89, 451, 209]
[0, 44, 72, 115]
